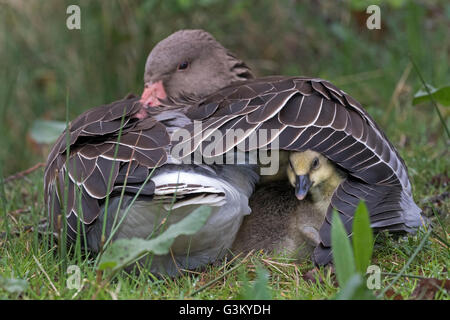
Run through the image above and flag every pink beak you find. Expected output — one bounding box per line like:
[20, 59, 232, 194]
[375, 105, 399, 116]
[140, 81, 167, 107]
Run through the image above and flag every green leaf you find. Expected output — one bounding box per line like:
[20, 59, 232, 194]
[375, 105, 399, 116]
[0, 276, 28, 294]
[238, 264, 272, 300]
[98, 206, 212, 271]
[352, 201, 374, 274]
[334, 274, 376, 300]
[30, 120, 67, 144]
[331, 210, 356, 288]
[413, 84, 450, 106]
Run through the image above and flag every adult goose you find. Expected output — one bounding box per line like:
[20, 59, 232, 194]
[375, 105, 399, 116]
[44, 29, 423, 270]
[44, 30, 257, 276]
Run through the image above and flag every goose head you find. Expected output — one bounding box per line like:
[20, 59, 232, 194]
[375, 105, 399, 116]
[287, 150, 340, 201]
[140, 29, 253, 108]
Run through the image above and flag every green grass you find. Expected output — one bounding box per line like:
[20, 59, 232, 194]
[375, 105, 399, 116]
[1, 131, 447, 300]
[0, 0, 449, 299]
[0, 176, 447, 300]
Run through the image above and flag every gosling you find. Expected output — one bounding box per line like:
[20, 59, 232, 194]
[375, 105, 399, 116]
[286, 150, 346, 216]
[231, 150, 345, 261]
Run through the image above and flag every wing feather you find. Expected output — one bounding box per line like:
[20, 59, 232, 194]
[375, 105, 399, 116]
[178, 76, 422, 265]
[45, 77, 422, 264]
[44, 96, 171, 241]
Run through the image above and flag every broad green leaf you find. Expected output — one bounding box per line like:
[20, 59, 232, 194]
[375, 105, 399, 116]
[0, 276, 28, 294]
[413, 84, 450, 106]
[352, 201, 374, 274]
[331, 210, 356, 288]
[98, 206, 212, 271]
[334, 274, 376, 300]
[30, 120, 67, 144]
[238, 264, 272, 300]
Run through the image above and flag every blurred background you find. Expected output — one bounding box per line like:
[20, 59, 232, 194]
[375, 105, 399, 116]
[0, 0, 449, 176]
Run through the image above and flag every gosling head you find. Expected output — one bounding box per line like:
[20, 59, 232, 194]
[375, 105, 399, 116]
[287, 150, 337, 200]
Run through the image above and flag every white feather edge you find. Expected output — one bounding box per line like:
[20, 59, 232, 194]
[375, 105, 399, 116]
[150, 171, 230, 210]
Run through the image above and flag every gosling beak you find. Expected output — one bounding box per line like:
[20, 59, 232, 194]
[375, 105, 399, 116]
[295, 174, 312, 200]
[140, 81, 167, 107]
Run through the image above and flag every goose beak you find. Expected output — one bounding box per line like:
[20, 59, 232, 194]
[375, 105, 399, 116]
[295, 174, 311, 200]
[140, 81, 167, 107]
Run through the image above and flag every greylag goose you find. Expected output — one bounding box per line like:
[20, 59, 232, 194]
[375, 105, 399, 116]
[231, 150, 344, 261]
[44, 29, 423, 271]
[44, 30, 257, 276]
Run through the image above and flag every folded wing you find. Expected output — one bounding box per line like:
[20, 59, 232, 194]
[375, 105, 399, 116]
[175, 76, 423, 264]
[44, 95, 170, 241]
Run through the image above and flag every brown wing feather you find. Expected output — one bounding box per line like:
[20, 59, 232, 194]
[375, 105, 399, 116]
[178, 76, 422, 265]
[44, 96, 170, 241]
[45, 76, 422, 265]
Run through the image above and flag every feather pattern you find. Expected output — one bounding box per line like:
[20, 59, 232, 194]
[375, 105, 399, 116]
[44, 95, 170, 240]
[44, 77, 422, 266]
[174, 76, 422, 264]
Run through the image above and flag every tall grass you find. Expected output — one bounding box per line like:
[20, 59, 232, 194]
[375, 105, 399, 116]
[0, 0, 448, 299]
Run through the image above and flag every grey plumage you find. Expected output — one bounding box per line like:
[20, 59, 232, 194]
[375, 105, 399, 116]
[174, 76, 423, 264]
[44, 29, 423, 271]
[44, 96, 259, 276]
[86, 164, 258, 276]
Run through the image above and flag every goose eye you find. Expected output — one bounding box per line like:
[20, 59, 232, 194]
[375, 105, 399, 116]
[311, 157, 319, 169]
[178, 61, 189, 70]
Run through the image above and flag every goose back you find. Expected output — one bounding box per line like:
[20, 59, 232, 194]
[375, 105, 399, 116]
[44, 77, 423, 265]
[173, 76, 423, 264]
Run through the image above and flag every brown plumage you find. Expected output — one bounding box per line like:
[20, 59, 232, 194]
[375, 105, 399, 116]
[231, 181, 324, 261]
[44, 29, 423, 268]
[231, 150, 345, 261]
[174, 76, 423, 263]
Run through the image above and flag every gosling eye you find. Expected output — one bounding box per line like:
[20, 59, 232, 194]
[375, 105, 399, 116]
[177, 61, 189, 70]
[311, 157, 320, 170]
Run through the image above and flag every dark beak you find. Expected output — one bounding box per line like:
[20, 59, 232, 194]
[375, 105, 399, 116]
[295, 174, 311, 200]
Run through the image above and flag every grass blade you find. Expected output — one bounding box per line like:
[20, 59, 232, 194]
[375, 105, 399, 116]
[409, 53, 450, 138]
[331, 210, 356, 288]
[378, 228, 432, 298]
[352, 201, 374, 274]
